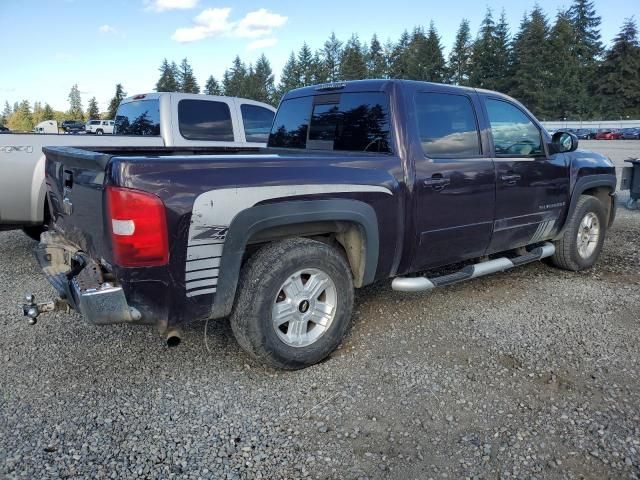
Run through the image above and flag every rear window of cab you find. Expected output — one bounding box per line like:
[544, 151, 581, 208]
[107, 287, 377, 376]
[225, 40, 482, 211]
[268, 92, 391, 153]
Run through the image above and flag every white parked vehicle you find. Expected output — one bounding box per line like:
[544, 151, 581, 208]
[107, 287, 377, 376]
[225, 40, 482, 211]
[33, 120, 58, 134]
[86, 119, 114, 135]
[0, 92, 276, 238]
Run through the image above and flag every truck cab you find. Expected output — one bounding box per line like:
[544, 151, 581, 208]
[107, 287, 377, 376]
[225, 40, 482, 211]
[114, 93, 276, 147]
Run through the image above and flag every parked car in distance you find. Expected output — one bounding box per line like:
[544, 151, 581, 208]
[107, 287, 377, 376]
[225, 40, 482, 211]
[0, 125, 9, 133]
[86, 119, 115, 135]
[34, 79, 617, 370]
[33, 120, 58, 134]
[621, 127, 640, 140]
[595, 129, 622, 140]
[575, 128, 597, 140]
[60, 120, 86, 134]
[0, 92, 276, 239]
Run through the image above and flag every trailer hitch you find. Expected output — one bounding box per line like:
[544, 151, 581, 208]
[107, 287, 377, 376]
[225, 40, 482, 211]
[22, 293, 69, 325]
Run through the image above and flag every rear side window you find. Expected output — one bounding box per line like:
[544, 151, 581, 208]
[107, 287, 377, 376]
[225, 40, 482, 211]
[485, 99, 543, 156]
[114, 100, 161, 136]
[240, 104, 275, 143]
[415, 92, 481, 157]
[178, 99, 234, 141]
[268, 92, 391, 153]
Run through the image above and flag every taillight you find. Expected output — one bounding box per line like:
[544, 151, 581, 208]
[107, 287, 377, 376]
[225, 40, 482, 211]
[106, 186, 169, 267]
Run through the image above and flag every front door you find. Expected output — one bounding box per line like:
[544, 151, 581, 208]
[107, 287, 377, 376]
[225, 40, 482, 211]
[482, 97, 570, 253]
[411, 90, 495, 271]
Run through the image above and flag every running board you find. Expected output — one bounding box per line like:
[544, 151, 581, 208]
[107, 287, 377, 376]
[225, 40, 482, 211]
[391, 242, 555, 293]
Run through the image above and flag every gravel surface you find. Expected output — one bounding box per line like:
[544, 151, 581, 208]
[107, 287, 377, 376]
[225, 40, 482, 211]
[1, 143, 640, 479]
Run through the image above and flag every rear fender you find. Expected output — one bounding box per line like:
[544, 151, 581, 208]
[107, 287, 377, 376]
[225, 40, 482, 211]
[211, 199, 380, 319]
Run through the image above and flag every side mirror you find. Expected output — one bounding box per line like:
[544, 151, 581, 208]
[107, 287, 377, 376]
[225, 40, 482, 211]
[551, 131, 579, 153]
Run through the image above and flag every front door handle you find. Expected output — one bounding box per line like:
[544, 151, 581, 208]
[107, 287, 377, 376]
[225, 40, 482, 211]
[424, 175, 451, 191]
[501, 173, 522, 185]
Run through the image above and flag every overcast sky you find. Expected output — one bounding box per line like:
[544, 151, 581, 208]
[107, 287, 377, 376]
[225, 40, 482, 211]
[0, 0, 636, 111]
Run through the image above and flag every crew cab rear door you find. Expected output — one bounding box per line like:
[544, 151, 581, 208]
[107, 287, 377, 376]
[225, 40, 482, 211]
[480, 95, 570, 253]
[410, 89, 495, 271]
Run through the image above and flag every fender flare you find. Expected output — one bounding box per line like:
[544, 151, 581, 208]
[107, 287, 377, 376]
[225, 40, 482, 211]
[211, 199, 380, 319]
[555, 174, 617, 239]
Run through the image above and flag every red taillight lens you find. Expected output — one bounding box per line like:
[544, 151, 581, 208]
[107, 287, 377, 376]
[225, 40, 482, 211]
[106, 186, 169, 267]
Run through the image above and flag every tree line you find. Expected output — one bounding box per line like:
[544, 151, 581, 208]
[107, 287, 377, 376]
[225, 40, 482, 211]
[154, 0, 638, 121]
[1, 83, 126, 132]
[2, 0, 639, 131]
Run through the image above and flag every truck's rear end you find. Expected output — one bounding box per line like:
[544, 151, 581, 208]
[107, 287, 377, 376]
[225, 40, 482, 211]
[33, 145, 262, 337]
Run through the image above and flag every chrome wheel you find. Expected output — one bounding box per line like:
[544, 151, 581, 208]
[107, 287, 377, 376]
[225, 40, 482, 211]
[576, 212, 600, 259]
[272, 268, 337, 347]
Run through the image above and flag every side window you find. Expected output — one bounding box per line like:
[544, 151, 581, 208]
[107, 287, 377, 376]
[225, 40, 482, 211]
[485, 99, 543, 156]
[415, 92, 481, 156]
[240, 104, 275, 143]
[178, 99, 234, 141]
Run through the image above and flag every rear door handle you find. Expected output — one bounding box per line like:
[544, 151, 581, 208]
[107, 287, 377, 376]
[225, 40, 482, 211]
[424, 175, 451, 191]
[500, 173, 522, 184]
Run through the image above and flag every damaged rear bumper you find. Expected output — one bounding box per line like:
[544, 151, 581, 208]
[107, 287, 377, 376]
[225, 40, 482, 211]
[34, 231, 141, 325]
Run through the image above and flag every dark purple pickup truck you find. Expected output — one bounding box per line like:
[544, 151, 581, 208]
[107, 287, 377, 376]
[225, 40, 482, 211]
[27, 80, 617, 369]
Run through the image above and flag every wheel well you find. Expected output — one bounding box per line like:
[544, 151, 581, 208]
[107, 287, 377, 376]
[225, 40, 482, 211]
[581, 186, 614, 224]
[246, 221, 367, 287]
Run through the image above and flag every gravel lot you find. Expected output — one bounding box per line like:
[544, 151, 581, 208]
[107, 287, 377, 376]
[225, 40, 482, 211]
[2, 142, 640, 479]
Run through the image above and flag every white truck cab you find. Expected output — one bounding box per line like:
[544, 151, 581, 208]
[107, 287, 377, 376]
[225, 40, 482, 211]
[115, 93, 276, 146]
[33, 120, 58, 134]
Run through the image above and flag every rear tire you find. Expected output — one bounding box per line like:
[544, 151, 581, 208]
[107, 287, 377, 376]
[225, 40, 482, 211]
[230, 238, 354, 370]
[551, 195, 607, 271]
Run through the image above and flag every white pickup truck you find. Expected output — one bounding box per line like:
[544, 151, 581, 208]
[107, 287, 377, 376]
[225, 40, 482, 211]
[0, 93, 276, 239]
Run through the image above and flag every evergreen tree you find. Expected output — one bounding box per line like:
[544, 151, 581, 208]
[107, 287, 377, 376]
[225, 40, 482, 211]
[322, 32, 343, 82]
[204, 75, 222, 96]
[87, 96, 100, 119]
[509, 7, 552, 118]
[67, 83, 84, 120]
[42, 103, 55, 121]
[596, 18, 640, 118]
[422, 22, 447, 82]
[367, 34, 386, 78]
[8, 100, 33, 131]
[276, 52, 302, 102]
[222, 56, 248, 97]
[340, 34, 367, 80]
[389, 30, 411, 78]
[251, 54, 276, 104]
[547, 10, 582, 118]
[107, 83, 126, 119]
[178, 58, 200, 93]
[469, 9, 499, 89]
[156, 58, 179, 92]
[13, 102, 18, 113]
[297, 43, 315, 86]
[568, 0, 603, 115]
[1, 101, 11, 125]
[448, 19, 472, 85]
[493, 10, 513, 92]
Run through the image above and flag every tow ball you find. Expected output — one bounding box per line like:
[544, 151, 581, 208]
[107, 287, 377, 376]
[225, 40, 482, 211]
[22, 293, 69, 325]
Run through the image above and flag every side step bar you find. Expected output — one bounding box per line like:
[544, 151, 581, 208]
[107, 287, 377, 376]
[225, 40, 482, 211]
[392, 242, 555, 293]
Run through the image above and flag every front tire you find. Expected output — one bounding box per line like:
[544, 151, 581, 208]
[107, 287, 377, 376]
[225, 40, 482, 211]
[230, 238, 354, 370]
[551, 195, 607, 271]
[96, 129, 103, 135]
